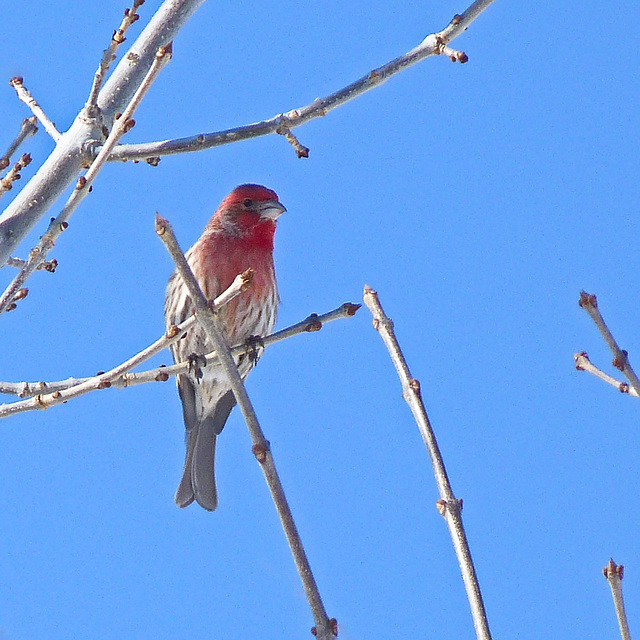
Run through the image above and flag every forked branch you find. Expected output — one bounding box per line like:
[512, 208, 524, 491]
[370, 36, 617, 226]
[0, 293, 357, 417]
[108, 0, 496, 162]
[577, 292, 640, 397]
[0, 44, 173, 317]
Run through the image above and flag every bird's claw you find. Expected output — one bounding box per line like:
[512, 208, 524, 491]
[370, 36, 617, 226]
[245, 335, 265, 366]
[187, 353, 207, 381]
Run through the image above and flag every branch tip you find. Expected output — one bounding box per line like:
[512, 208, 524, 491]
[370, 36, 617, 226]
[241, 268, 255, 287]
[154, 212, 169, 235]
[574, 351, 589, 370]
[579, 290, 597, 309]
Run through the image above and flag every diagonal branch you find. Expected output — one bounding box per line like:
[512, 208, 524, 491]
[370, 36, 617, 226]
[578, 292, 640, 397]
[85, 0, 147, 120]
[574, 352, 639, 398]
[155, 213, 337, 640]
[0, 44, 173, 317]
[0, 154, 33, 202]
[108, 0, 496, 162]
[363, 284, 492, 640]
[0, 268, 251, 417]
[0, 300, 358, 409]
[0, 116, 38, 171]
[9, 78, 61, 142]
[0, 0, 207, 269]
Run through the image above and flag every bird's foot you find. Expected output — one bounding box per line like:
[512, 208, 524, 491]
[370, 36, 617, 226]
[244, 335, 265, 366]
[187, 353, 207, 381]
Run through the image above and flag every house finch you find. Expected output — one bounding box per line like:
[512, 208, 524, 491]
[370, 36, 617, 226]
[164, 184, 285, 511]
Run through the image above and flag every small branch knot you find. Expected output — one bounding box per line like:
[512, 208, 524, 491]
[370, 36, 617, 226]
[304, 314, 323, 332]
[612, 350, 628, 372]
[166, 324, 180, 339]
[252, 442, 270, 463]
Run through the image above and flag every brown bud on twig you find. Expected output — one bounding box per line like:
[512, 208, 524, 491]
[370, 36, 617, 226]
[252, 442, 269, 463]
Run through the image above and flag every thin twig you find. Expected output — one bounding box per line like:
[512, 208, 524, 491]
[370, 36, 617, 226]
[0, 300, 357, 402]
[0, 44, 172, 317]
[9, 78, 61, 142]
[0, 117, 38, 170]
[0, 268, 251, 417]
[603, 559, 632, 640]
[363, 284, 492, 640]
[0, 0, 206, 270]
[155, 213, 337, 640]
[574, 352, 639, 398]
[108, 0, 496, 162]
[5, 256, 58, 273]
[578, 292, 640, 397]
[84, 0, 147, 120]
[0, 154, 33, 201]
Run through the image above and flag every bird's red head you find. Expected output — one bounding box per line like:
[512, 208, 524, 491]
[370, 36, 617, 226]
[210, 184, 286, 251]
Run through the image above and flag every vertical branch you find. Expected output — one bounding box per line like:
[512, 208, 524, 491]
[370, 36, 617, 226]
[155, 214, 336, 640]
[603, 559, 632, 640]
[363, 285, 492, 640]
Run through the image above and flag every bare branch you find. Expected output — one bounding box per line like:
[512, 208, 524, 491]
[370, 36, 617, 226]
[0, 0, 207, 269]
[363, 284, 492, 640]
[0, 44, 172, 317]
[0, 298, 357, 403]
[0, 117, 38, 170]
[0, 300, 358, 417]
[5, 256, 58, 273]
[9, 77, 61, 142]
[85, 0, 147, 119]
[578, 292, 640, 397]
[603, 559, 632, 640]
[108, 0, 496, 162]
[0, 268, 251, 416]
[155, 213, 336, 640]
[276, 124, 309, 159]
[0, 154, 33, 202]
[574, 352, 639, 398]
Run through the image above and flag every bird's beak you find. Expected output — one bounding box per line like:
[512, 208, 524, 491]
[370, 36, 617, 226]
[259, 199, 287, 221]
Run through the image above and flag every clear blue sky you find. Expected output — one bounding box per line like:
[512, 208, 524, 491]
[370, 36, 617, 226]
[1, 1, 639, 638]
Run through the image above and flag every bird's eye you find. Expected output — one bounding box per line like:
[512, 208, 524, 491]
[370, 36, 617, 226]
[243, 198, 253, 208]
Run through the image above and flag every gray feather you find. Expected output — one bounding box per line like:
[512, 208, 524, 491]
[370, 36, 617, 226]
[176, 390, 236, 511]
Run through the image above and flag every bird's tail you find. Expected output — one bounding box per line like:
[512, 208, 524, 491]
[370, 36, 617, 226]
[175, 390, 236, 511]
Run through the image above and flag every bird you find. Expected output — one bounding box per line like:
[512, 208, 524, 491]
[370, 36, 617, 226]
[164, 184, 285, 511]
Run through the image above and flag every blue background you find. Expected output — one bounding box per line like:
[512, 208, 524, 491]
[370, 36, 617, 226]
[1, 1, 639, 638]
